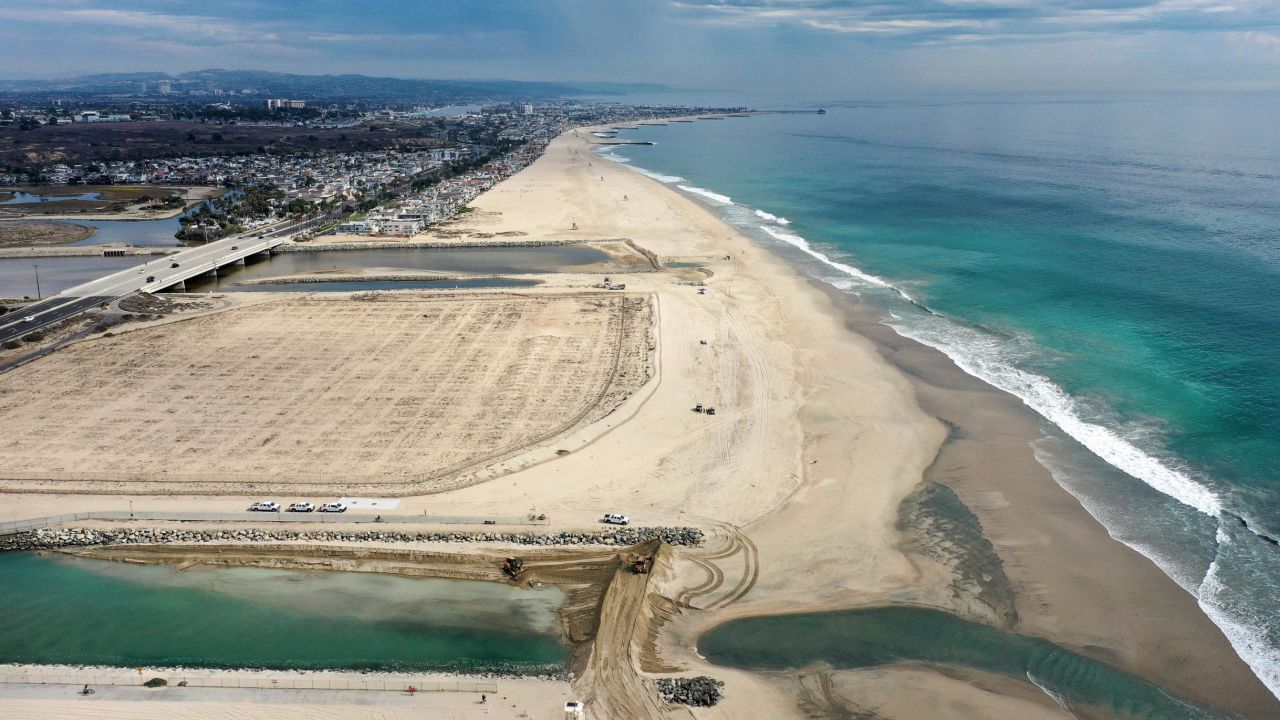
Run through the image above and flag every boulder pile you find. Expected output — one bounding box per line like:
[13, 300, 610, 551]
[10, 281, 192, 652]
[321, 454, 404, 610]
[0, 525, 704, 552]
[657, 676, 723, 707]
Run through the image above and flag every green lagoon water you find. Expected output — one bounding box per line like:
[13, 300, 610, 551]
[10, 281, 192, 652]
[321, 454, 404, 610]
[700, 607, 1229, 719]
[0, 553, 568, 672]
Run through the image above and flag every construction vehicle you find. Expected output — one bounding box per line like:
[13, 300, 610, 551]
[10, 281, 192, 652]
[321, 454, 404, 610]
[693, 403, 703, 413]
[631, 554, 654, 575]
[706, 407, 717, 416]
[502, 557, 524, 579]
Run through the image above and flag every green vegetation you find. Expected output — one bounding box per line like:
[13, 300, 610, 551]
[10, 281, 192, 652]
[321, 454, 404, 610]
[142, 677, 168, 688]
[177, 184, 287, 241]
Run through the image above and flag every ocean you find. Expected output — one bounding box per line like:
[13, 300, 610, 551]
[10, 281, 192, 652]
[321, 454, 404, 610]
[595, 93, 1280, 697]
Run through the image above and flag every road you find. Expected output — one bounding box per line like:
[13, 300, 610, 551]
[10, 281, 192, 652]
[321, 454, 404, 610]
[0, 215, 327, 345]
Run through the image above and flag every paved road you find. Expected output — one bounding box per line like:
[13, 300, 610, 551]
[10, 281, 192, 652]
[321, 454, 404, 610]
[0, 215, 328, 344]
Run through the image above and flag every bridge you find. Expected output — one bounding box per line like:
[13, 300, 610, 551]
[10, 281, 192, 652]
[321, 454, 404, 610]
[0, 215, 327, 345]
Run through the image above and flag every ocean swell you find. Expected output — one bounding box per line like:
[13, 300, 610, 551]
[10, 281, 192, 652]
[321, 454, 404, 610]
[1198, 525, 1280, 698]
[754, 209, 791, 225]
[676, 185, 733, 205]
[594, 146, 682, 183]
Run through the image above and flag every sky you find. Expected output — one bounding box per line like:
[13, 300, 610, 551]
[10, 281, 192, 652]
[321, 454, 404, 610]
[2, 0, 1279, 96]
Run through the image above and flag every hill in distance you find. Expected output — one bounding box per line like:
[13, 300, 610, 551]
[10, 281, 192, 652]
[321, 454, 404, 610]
[0, 69, 669, 101]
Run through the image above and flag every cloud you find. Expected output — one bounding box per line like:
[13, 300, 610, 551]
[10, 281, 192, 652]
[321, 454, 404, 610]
[1, 0, 1278, 92]
[672, 0, 1280, 42]
[0, 6, 274, 44]
[802, 18, 987, 34]
[1227, 29, 1280, 61]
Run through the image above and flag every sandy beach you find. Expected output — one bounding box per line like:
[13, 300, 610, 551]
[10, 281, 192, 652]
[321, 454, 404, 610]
[0, 123, 1276, 718]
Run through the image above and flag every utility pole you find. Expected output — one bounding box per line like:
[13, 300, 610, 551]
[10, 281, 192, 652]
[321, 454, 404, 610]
[32, 264, 41, 300]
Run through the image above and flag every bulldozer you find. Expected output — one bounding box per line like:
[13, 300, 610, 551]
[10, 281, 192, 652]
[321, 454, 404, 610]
[502, 556, 524, 579]
[631, 554, 654, 575]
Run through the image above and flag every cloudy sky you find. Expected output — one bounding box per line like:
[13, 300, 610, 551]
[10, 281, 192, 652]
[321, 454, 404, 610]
[2, 0, 1278, 94]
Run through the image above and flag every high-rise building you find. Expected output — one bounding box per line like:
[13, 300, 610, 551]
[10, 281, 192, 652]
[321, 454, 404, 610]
[521, 103, 534, 116]
[264, 99, 307, 110]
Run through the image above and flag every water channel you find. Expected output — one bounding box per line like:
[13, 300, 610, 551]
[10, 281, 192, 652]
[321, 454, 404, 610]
[0, 553, 569, 672]
[0, 191, 104, 205]
[1, 244, 612, 297]
[698, 607, 1229, 719]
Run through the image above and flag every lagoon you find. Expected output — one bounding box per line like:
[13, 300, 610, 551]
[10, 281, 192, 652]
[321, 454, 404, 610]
[0, 553, 568, 673]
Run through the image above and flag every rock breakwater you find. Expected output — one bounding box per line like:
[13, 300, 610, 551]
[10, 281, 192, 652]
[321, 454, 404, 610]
[0, 525, 704, 552]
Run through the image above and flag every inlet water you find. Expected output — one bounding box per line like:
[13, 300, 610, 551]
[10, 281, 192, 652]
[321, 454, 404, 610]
[0, 245, 610, 296]
[0, 216, 183, 247]
[0, 191, 103, 205]
[699, 607, 1228, 719]
[184, 245, 612, 292]
[0, 553, 568, 672]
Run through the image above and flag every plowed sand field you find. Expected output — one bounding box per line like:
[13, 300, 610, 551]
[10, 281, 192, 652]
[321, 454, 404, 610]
[0, 292, 652, 495]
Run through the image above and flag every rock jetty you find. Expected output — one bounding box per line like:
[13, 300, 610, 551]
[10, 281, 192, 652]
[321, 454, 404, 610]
[0, 525, 704, 552]
[657, 676, 724, 707]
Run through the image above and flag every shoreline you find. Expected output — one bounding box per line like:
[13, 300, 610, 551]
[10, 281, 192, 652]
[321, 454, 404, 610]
[582, 131, 1277, 715]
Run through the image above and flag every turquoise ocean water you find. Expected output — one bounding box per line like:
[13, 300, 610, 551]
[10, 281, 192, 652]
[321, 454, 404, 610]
[596, 93, 1280, 697]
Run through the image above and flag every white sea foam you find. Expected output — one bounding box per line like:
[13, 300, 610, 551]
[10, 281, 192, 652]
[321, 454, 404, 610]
[635, 168, 684, 184]
[889, 312, 1222, 516]
[1026, 671, 1071, 711]
[1196, 526, 1280, 700]
[757, 226, 917, 304]
[1030, 440, 1208, 593]
[753, 209, 791, 225]
[676, 185, 733, 205]
[593, 146, 683, 182]
[596, 148, 630, 163]
[1034, 443, 1279, 700]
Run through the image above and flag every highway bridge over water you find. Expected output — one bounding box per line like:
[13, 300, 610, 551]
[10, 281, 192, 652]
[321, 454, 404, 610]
[0, 215, 326, 345]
